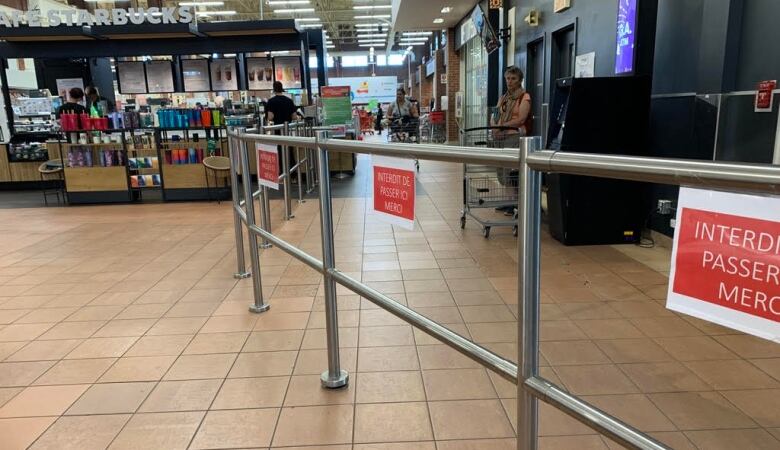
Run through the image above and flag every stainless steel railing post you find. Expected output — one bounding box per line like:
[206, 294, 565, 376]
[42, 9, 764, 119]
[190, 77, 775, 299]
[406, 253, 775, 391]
[282, 122, 294, 220]
[228, 132, 250, 279]
[517, 137, 542, 450]
[316, 130, 348, 389]
[239, 134, 270, 314]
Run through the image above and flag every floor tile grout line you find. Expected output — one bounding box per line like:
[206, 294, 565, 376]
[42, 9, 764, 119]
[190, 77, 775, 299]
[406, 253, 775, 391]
[182, 324, 254, 450]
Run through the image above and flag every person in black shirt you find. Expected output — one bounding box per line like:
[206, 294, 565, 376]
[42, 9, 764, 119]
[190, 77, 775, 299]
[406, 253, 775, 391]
[266, 81, 301, 124]
[55, 87, 87, 118]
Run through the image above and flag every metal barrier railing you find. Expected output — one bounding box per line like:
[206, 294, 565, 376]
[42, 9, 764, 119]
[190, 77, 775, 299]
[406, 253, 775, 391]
[226, 127, 780, 450]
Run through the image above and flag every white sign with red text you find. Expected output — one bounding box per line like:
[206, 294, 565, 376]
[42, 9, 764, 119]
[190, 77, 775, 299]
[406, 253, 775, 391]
[256, 143, 279, 190]
[370, 155, 415, 230]
[667, 187, 780, 342]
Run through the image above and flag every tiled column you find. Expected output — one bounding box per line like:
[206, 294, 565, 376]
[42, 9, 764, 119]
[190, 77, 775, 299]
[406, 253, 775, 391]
[445, 28, 461, 142]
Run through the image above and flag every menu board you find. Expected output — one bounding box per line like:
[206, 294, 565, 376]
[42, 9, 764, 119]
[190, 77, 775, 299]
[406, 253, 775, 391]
[181, 59, 210, 92]
[320, 86, 352, 125]
[55, 78, 85, 102]
[210, 58, 238, 91]
[246, 57, 275, 91]
[117, 61, 147, 94]
[145, 60, 175, 93]
[274, 56, 302, 89]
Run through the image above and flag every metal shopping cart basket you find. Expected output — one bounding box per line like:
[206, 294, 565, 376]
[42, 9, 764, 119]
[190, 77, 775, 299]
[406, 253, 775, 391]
[389, 116, 421, 171]
[460, 126, 520, 238]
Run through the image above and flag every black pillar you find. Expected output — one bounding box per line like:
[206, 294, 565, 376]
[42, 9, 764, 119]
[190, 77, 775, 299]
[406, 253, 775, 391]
[635, 0, 658, 77]
[696, 0, 744, 93]
[487, 6, 503, 107]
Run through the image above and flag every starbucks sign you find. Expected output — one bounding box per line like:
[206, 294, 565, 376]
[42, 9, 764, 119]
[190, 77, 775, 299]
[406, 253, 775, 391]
[0, 6, 194, 27]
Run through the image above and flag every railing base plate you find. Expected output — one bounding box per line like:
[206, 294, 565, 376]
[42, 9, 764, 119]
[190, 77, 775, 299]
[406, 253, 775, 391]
[233, 272, 251, 279]
[321, 370, 349, 389]
[249, 304, 271, 313]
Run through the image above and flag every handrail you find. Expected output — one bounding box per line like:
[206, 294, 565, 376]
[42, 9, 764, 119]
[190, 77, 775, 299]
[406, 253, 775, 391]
[230, 130, 520, 168]
[525, 377, 667, 450]
[528, 150, 780, 193]
[227, 129, 702, 450]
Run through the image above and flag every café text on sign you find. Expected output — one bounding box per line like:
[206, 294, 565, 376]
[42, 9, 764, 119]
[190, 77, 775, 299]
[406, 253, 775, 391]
[667, 187, 780, 342]
[256, 143, 279, 190]
[371, 155, 415, 230]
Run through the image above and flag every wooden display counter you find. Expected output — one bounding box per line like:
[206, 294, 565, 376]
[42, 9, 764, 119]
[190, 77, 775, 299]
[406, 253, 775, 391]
[0, 142, 60, 183]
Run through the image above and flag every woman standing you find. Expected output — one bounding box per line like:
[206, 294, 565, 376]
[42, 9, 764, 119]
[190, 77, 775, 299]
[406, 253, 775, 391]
[492, 66, 532, 140]
[492, 66, 532, 214]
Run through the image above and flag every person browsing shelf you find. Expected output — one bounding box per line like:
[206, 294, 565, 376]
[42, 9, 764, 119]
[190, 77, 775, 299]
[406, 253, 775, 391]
[55, 87, 87, 118]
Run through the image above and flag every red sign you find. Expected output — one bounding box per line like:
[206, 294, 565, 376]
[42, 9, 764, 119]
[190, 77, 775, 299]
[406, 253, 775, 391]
[321, 86, 351, 98]
[673, 207, 780, 323]
[372, 162, 415, 228]
[755, 80, 776, 112]
[256, 143, 279, 190]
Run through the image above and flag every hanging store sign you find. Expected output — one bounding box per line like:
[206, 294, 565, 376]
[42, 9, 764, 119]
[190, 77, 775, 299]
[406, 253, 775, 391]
[0, 7, 194, 28]
[667, 187, 780, 342]
[371, 155, 415, 230]
[755, 80, 777, 113]
[256, 143, 280, 190]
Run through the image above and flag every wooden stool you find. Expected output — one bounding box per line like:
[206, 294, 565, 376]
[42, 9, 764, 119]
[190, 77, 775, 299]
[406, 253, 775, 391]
[203, 156, 231, 203]
[38, 159, 66, 206]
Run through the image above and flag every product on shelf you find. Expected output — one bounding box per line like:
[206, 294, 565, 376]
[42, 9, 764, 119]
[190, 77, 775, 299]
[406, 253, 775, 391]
[130, 174, 161, 188]
[67, 146, 125, 168]
[155, 108, 224, 129]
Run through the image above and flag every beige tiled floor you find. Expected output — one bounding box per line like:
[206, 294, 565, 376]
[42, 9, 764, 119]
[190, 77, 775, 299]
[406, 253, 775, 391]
[0, 157, 778, 449]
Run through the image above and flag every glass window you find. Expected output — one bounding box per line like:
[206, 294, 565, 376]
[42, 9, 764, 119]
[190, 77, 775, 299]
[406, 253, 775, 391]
[376, 55, 387, 66]
[309, 56, 318, 68]
[388, 54, 405, 66]
[342, 55, 368, 67]
[464, 36, 488, 130]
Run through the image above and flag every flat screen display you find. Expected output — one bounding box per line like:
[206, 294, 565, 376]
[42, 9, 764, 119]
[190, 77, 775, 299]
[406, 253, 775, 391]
[614, 0, 638, 74]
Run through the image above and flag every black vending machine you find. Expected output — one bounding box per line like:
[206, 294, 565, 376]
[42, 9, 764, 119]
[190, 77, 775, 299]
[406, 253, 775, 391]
[546, 76, 652, 246]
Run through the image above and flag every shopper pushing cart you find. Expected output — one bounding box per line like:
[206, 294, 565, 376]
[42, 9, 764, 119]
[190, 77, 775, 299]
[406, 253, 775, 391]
[385, 88, 420, 143]
[459, 66, 532, 238]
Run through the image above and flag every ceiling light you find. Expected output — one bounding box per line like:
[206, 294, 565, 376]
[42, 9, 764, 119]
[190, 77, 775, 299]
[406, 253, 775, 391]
[359, 43, 385, 47]
[299, 23, 323, 28]
[196, 10, 236, 16]
[268, 0, 310, 4]
[403, 31, 432, 36]
[433, 18, 444, 23]
[400, 38, 429, 43]
[358, 39, 385, 43]
[355, 23, 382, 27]
[405, 42, 426, 46]
[357, 31, 386, 36]
[274, 8, 315, 13]
[271, 51, 290, 55]
[441, 6, 452, 13]
[353, 5, 392, 9]
[354, 14, 391, 19]
[294, 17, 321, 21]
[326, 44, 335, 48]
[179, 1, 224, 6]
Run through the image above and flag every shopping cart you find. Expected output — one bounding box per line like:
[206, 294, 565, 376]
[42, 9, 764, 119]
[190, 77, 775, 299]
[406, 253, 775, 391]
[358, 109, 375, 136]
[427, 111, 447, 144]
[460, 126, 521, 238]
[389, 116, 420, 171]
[388, 116, 420, 144]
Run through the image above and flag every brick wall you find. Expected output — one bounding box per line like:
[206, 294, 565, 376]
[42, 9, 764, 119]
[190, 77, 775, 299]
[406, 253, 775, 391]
[445, 28, 461, 142]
